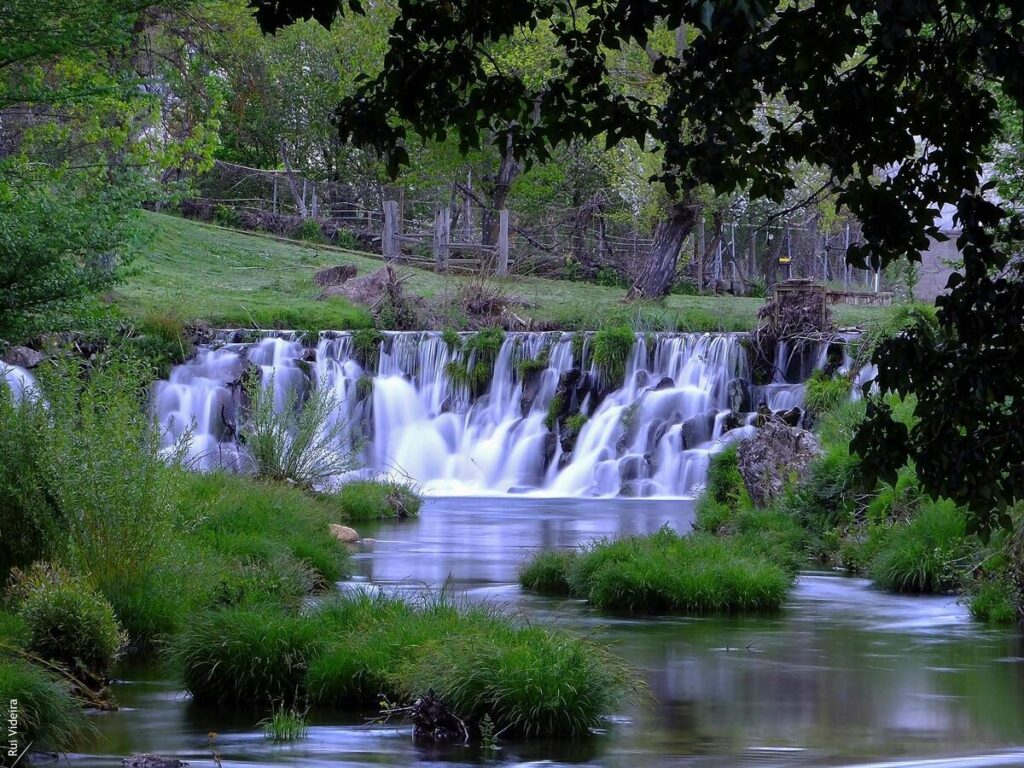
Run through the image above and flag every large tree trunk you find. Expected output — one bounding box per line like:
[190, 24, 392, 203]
[482, 144, 520, 245]
[628, 200, 698, 300]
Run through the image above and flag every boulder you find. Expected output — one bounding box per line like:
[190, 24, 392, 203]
[313, 264, 357, 286]
[737, 420, 823, 507]
[329, 524, 360, 544]
[3, 346, 44, 369]
[722, 411, 745, 434]
[681, 410, 717, 449]
[654, 376, 675, 391]
[726, 378, 751, 413]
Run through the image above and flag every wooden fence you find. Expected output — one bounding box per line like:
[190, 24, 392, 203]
[382, 200, 510, 274]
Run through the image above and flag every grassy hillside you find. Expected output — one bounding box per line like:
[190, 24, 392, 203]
[114, 212, 891, 332]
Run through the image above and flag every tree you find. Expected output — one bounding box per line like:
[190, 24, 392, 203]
[254, 0, 1024, 533]
[0, 0, 221, 338]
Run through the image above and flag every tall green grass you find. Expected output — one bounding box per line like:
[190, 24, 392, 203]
[333, 479, 422, 521]
[172, 592, 634, 739]
[520, 527, 793, 614]
[0, 658, 93, 752]
[869, 499, 971, 593]
[591, 325, 635, 384]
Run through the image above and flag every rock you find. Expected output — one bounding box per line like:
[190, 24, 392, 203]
[619, 454, 650, 483]
[3, 346, 44, 368]
[313, 264, 357, 286]
[726, 378, 751, 413]
[301, 347, 317, 362]
[754, 401, 773, 428]
[681, 410, 717, 449]
[722, 411, 745, 433]
[520, 366, 544, 416]
[634, 370, 650, 389]
[122, 756, 188, 768]
[329, 524, 360, 544]
[737, 420, 823, 507]
[542, 430, 559, 466]
[777, 406, 803, 427]
[653, 376, 675, 391]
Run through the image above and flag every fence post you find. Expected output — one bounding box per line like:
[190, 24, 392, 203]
[433, 208, 450, 271]
[382, 200, 399, 260]
[496, 209, 509, 276]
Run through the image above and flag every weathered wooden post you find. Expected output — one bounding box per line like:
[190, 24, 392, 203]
[496, 209, 509, 276]
[433, 207, 451, 271]
[382, 200, 399, 260]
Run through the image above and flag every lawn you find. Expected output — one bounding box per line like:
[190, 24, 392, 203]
[115, 212, 892, 332]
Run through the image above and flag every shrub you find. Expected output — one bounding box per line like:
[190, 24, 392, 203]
[866, 466, 921, 523]
[213, 204, 240, 228]
[10, 564, 125, 680]
[333, 479, 422, 521]
[544, 393, 565, 430]
[241, 373, 356, 489]
[441, 328, 461, 352]
[591, 325, 635, 385]
[293, 218, 325, 243]
[36, 358, 182, 596]
[170, 606, 323, 705]
[869, 499, 972, 593]
[446, 327, 505, 397]
[969, 579, 1019, 625]
[804, 370, 850, 415]
[0, 386, 60, 575]
[0, 658, 92, 752]
[518, 550, 574, 594]
[134, 310, 195, 371]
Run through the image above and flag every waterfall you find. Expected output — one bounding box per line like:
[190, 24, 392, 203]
[1, 364, 39, 403]
[151, 330, 845, 498]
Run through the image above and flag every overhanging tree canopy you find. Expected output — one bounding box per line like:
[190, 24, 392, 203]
[253, 0, 1024, 533]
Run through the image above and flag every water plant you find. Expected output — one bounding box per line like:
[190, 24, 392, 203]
[259, 702, 309, 742]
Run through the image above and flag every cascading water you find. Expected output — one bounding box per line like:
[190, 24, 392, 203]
[151, 330, 860, 498]
[1, 364, 39, 403]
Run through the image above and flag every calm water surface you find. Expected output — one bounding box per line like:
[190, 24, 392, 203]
[79, 498, 1024, 768]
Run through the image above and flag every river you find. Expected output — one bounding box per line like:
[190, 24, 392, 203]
[76, 497, 1024, 768]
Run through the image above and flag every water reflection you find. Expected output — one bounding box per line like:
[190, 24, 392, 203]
[82, 497, 1024, 768]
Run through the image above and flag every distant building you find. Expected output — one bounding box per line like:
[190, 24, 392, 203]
[914, 206, 961, 301]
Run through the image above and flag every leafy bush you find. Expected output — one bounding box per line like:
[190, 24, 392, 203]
[293, 218, 325, 243]
[0, 386, 60, 575]
[445, 327, 505, 396]
[441, 328, 461, 351]
[9, 564, 125, 680]
[333, 229, 362, 251]
[40, 358, 181, 593]
[241, 373, 355, 489]
[171, 606, 323, 705]
[333, 479, 422, 521]
[804, 370, 850, 415]
[0, 658, 92, 752]
[133, 310, 195, 371]
[595, 266, 625, 287]
[592, 325, 635, 385]
[869, 499, 972, 593]
[214, 204, 240, 228]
